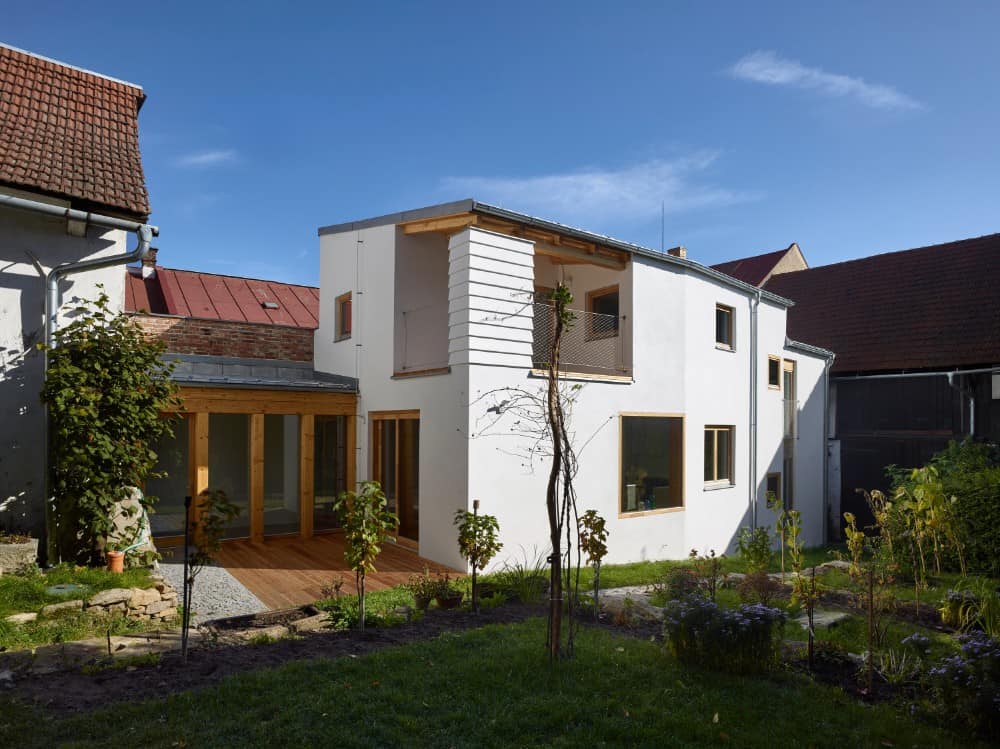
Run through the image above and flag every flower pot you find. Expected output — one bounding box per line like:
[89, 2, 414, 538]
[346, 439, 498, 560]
[435, 592, 464, 610]
[106, 550, 125, 574]
[413, 593, 432, 611]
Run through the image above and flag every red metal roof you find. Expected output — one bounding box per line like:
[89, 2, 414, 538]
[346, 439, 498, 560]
[764, 233, 1000, 374]
[0, 44, 150, 218]
[126, 267, 319, 329]
[712, 247, 791, 286]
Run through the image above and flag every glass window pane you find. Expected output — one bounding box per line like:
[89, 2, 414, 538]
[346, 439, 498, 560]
[704, 430, 715, 481]
[263, 414, 299, 535]
[622, 416, 680, 512]
[716, 308, 730, 345]
[716, 428, 731, 481]
[209, 413, 251, 539]
[768, 358, 780, 386]
[147, 417, 189, 538]
[314, 415, 347, 531]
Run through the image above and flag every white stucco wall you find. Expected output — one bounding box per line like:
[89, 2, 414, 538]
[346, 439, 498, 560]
[0, 200, 129, 536]
[316, 222, 829, 571]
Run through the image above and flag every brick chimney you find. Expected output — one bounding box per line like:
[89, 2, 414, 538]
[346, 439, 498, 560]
[141, 247, 158, 279]
[667, 245, 687, 259]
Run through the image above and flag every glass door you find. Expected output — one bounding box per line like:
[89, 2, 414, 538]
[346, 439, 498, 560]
[372, 413, 420, 542]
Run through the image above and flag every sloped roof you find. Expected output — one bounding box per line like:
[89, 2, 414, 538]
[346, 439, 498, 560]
[126, 267, 320, 329]
[764, 233, 1000, 374]
[0, 43, 149, 218]
[712, 247, 790, 286]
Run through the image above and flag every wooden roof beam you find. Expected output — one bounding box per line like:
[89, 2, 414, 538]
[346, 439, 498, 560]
[399, 212, 478, 235]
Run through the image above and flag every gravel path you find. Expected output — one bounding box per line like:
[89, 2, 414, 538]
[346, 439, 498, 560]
[157, 558, 266, 624]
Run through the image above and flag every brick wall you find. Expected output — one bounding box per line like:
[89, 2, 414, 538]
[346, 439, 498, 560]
[131, 314, 314, 362]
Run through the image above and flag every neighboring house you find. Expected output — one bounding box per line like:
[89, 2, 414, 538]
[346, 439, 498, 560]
[711, 242, 808, 287]
[314, 200, 833, 570]
[722, 233, 1000, 529]
[126, 255, 358, 545]
[0, 43, 154, 539]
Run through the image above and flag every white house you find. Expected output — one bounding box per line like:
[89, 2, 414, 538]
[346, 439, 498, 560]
[314, 200, 833, 571]
[0, 44, 156, 544]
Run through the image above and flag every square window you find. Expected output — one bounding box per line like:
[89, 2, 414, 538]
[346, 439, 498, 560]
[587, 286, 620, 339]
[768, 356, 781, 389]
[715, 304, 733, 349]
[335, 291, 352, 341]
[621, 415, 683, 513]
[766, 472, 781, 507]
[704, 425, 735, 484]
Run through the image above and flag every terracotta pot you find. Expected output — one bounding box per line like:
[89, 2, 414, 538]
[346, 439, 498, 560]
[106, 550, 125, 574]
[413, 594, 432, 611]
[435, 592, 464, 610]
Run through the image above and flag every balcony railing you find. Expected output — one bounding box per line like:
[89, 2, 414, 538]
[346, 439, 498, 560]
[532, 303, 629, 376]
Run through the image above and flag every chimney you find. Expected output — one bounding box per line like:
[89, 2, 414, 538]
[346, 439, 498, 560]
[141, 247, 158, 279]
[667, 245, 687, 259]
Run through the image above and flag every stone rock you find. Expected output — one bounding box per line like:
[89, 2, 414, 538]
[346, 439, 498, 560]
[5, 612, 37, 625]
[160, 592, 178, 605]
[818, 560, 852, 571]
[599, 590, 662, 623]
[290, 613, 329, 633]
[40, 599, 84, 617]
[0, 539, 39, 574]
[129, 587, 161, 608]
[87, 588, 132, 608]
[154, 607, 177, 621]
[236, 624, 287, 640]
[145, 599, 176, 616]
[792, 609, 852, 630]
[106, 488, 158, 559]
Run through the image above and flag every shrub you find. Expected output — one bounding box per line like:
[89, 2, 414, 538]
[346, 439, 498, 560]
[661, 566, 701, 600]
[925, 632, 1000, 735]
[663, 595, 785, 674]
[737, 571, 784, 606]
[940, 578, 1000, 638]
[736, 527, 772, 574]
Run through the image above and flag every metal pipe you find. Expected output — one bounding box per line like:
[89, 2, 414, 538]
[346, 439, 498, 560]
[749, 289, 760, 529]
[946, 372, 976, 438]
[821, 352, 835, 542]
[837, 366, 999, 381]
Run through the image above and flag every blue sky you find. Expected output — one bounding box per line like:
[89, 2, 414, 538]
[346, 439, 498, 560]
[5, 2, 999, 285]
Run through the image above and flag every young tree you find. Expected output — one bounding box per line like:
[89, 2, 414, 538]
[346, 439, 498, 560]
[578, 510, 609, 621]
[455, 500, 503, 613]
[334, 481, 398, 630]
[41, 290, 180, 564]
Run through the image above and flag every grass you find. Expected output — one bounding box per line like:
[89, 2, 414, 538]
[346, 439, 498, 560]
[0, 618, 985, 748]
[0, 564, 158, 651]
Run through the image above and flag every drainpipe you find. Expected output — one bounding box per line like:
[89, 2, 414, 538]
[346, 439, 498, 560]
[821, 352, 835, 542]
[749, 289, 761, 528]
[0, 192, 159, 562]
[946, 372, 975, 438]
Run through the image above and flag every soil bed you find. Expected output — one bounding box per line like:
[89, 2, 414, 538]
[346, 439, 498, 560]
[207, 604, 321, 631]
[5, 602, 542, 714]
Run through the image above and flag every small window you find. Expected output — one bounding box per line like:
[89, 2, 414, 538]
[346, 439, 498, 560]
[715, 304, 734, 349]
[621, 415, 683, 513]
[587, 286, 620, 339]
[767, 356, 781, 389]
[704, 425, 734, 484]
[335, 291, 352, 341]
[765, 472, 781, 507]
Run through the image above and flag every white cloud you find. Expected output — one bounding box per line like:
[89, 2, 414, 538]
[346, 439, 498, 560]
[729, 50, 923, 111]
[441, 152, 757, 226]
[174, 149, 239, 168]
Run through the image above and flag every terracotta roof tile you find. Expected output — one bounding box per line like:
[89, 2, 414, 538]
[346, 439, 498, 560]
[764, 233, 1000, 374]
[125, 267, 320, 329]
[0, 44, 149, 218]
[712, 247, 790, 286]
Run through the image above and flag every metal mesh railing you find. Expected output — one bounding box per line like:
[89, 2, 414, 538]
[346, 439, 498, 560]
[532, 303, 628, 375]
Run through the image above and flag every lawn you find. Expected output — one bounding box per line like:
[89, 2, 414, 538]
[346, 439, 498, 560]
[0, 618, 984, 749]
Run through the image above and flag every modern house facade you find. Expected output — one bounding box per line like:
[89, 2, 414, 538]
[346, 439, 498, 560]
[315, 201, 832, 571]
[0, 44, 154, 539]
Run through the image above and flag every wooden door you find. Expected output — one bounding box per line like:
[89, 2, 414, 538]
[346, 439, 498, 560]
[371, 412, 420, 541]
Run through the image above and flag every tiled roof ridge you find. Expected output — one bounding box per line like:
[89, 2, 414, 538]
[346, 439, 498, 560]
[773, 231, 1000, 278]
[0, 42, 142, 92]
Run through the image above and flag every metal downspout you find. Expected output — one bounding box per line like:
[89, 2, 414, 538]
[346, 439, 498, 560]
[822, 353, 835, 542]
[749, 290, 760, 528]
[946, 372, 976, 438]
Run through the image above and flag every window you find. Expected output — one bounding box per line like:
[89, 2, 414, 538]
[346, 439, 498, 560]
[335, 291, 352, 341]
[765, 472, 781, 507]
[768, 356, 781, 389]
[586, 285, 620, 339]
[715, 304, 734, 349]
[704, 425, 734, 484]
[783, 360, 797, 438]
[620, 415, 683, 513]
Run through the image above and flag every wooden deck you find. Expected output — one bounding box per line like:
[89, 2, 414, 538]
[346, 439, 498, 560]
[212, 533, 455, 610]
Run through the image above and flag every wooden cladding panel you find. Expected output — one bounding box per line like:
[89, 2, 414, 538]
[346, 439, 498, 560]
[177, 386, 355, 415]
[299, 414, 315, 539]
[250, 414, 265, 543]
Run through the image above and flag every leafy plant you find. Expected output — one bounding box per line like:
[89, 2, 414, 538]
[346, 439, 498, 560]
[736, 526, 772, 575]
[493, 547, 547, 604]
[40, 290, 181, 564]
[940, 578, 1000, 638]
[578, 510, 608, 620]
[334, 481, 399, 630]
[689, 548, 726, 602]
[925, 632, 1000, 736]
[455, 501, 502, 613]
[405, 568, 437, 610]
[737, 571, 784, 607]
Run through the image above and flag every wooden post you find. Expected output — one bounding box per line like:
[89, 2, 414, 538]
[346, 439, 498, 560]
[189, 413, 210, 542]
[250, 413, 264, 543]
[300, 414, 315, 539]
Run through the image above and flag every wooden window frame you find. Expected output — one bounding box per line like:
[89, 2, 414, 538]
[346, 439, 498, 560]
[370, 410, 420, 543]
[586, 284, 620, 341]
[704, 425, 735, 486]
[335, 291, 352, 342]
[767, 355, 781, 390]
[715, 303, 734, 350]
[618, 412, 685, 518]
